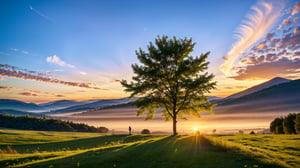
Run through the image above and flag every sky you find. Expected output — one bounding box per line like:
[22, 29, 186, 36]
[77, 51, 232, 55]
[0, 0, 300, 103]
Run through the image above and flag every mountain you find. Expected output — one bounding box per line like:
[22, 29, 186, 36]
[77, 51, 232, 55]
[208, 96, 222, 101]
[47, 98, 137, 114]
[216, 79, 300, 113]
[0, 99, 45, 112]
[0, 109, 45, 117]
[227, 77, 291, 99]
[39, 100, 87, 110]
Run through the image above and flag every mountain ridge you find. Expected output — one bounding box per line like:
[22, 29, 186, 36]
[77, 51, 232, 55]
[226, 77, 291, 99]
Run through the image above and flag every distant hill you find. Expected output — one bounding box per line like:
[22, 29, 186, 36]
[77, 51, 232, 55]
[215, 79, 300, 113]
[227, 77, 291, 99]
[0, 99, 45, 112]
[39, 100, 87, 110]
[47, 98, 137, 114]
[208, 96, 222, 101]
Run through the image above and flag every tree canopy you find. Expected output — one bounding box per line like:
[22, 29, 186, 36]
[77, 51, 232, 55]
[121, 36, 216, 135]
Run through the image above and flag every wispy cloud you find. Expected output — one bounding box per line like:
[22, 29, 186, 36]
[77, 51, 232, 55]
[80, 71, 87, 75]
[220, 0, 284, 76]
[229, 1, 300, 80]
[19, 92, 38, 97]
[29, 5, 53, 22]
[10, 48, 19, 52]
[10, 48, 30, 55]
[22, 51, 29, 54]
[110, 79, 121, 83]
[0, 64, 107, 90]
[46, 55, 75, 68]
[292, 2, 300, 16]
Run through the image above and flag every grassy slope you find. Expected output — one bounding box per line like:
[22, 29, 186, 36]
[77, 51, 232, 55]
[0, 129, 297, 168]
[0, 128, 102, 145]
[204, 134, 300, 168]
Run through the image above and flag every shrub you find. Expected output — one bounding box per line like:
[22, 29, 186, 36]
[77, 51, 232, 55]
[283, 113, 296, 134]
[141, 129, 151, 134]
[98, 127, 109, 133]
[270, 117, 284, 134]
[295, 113, 300, 134]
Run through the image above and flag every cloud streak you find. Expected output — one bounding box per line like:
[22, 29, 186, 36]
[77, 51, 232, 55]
[220, 0, 284, 76]
[46, 55, 75, 68]
[0, 86, 66, 97]
[19, 92, 38, 97]
[29, 5, 53, 22]
[0, 64, 107, 90]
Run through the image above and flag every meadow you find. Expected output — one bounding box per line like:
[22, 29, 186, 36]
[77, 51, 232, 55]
[0, 128, 299, 168]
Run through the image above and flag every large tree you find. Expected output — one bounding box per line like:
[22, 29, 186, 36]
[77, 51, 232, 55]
[121, 36, 216, 135]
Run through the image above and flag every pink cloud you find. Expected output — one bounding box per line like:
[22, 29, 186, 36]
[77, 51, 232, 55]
[291, 2, 300, 16]
[231, 58, 300, 80]
[19, 92, 38, 97]
[0, 64, 107, 90]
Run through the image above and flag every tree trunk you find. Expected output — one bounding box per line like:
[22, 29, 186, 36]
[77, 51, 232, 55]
[172, 116, 177, 136]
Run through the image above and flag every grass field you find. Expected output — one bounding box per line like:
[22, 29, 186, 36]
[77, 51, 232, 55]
[204, 134, 300, 168]
[0, 128, 299, 168]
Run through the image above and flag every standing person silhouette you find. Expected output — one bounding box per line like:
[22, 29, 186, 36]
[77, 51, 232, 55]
[129, 126, 132, 135]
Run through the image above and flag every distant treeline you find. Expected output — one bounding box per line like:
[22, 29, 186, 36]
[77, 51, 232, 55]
[0, 114, 109, 133]
[270, 113, 300, 134]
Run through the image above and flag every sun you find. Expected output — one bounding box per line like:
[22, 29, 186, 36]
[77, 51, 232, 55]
[193, 127, 199, 131]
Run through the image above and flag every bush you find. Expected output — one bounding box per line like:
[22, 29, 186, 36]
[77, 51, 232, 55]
[270, 113, 299, 134]
[270, 117, 284, 134]
[98, 127, 109, 133]
[141, 129, 151, 134]
[283, 113, 296, 134]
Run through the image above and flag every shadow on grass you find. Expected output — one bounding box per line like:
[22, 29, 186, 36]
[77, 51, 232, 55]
[0, 154, 59, 167]
[0, 134, 161, 153]
[20, 135, 287, 168]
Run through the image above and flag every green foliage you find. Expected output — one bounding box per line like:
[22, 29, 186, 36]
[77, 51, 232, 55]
[283, 113, 297, 134]
[295, 113, 300, 134]
[121, 35, 216, 135]
[270, 113, 300, 134]
[141, 129, 151, 134]
[270, 117, 284, 134]
[0, 114, 108, 133]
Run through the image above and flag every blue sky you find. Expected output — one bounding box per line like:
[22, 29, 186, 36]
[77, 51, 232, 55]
[0, 0, 299, 103]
